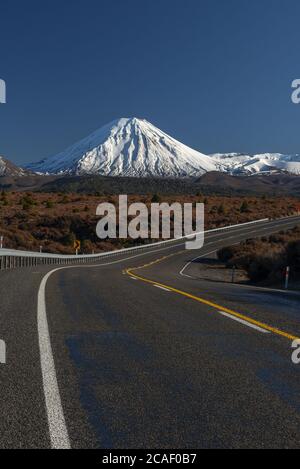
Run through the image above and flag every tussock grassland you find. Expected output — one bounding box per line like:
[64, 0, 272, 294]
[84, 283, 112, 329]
[0, 190, 299, 254]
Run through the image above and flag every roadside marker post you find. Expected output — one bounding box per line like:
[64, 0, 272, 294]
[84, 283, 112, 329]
[285, 266, 290, 290]
[0, 236, 3, 249]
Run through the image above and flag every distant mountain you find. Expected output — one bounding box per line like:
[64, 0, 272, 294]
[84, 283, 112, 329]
[25, 118, 300, 178]
[211, 152, 300, 175]
[0, 156, 29, 177]
[26, 118, 216, 177]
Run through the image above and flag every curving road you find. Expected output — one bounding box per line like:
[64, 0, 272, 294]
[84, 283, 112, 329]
[1, 216, 300, 449]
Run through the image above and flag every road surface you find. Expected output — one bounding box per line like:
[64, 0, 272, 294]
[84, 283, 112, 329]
[1, 216, 300, 449]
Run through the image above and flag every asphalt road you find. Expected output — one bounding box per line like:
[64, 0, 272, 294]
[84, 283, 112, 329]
[1, 216, 300, 449]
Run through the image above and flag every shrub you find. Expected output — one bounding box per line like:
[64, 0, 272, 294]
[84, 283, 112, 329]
[61, 232, 76, 247]
[60, 195, 69, 204]
[286, 240, 300, 272]
[218, 246, 237, 263]
[218, 204, 225, 215]
[21, 195, 36, 209]
[240, 200, 250, 213]
[22, 201, 31, 211]
[45, 200, 54, 209]
[247, 256, 275, 282]
[151, 194, 161, 203]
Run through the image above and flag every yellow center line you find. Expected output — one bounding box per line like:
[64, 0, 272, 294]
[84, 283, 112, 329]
[126, 251, 300, 342]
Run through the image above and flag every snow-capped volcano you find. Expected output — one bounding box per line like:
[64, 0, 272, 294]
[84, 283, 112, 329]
[27, 118, 216, 177]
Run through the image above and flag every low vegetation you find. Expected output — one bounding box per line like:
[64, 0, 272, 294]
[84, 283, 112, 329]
[0, 190, 299, 254]
[218, 226, 300, 286]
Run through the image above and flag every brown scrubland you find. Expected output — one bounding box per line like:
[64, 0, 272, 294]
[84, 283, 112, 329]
[0, 190, 299, 255]
[218, 226, 300, 287]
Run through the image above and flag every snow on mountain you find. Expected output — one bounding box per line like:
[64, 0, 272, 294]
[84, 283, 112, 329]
[0, 156, 29, 176]
[25, 118, 300, 178]
[211, 152, 300, 175]
[26, 118, 217, 177]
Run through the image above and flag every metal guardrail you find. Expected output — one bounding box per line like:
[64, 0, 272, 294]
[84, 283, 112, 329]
[0, 218, 271, 271]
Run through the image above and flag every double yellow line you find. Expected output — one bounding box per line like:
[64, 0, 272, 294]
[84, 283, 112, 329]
[126, 251, 299, 342]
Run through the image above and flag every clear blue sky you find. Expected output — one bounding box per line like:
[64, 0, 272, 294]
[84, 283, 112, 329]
[1, 0, 300, 165]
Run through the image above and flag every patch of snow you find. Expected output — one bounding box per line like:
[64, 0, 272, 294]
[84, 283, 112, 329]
[211, 152, 300, 175]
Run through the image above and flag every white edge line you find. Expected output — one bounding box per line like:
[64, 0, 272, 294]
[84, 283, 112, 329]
[37, 269, 71, 449]
[218, 310, 270, 334]
[154, 285, 171, 292]
[180, 250, 218, 277]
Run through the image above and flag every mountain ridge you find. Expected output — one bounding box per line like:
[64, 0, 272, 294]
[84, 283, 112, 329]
[13, 117, 300, 178]
[211, 152, 300, 175]
[0, 155, 30, 177]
